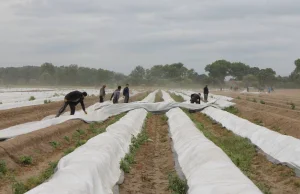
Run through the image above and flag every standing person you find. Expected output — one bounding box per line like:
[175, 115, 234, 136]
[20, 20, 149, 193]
[123, 84, 130, 103]
[56, 91, 88, 117]
[204, 85, 209, 102]
[99, 85, 106, 103]
[110, 86, 121, 104]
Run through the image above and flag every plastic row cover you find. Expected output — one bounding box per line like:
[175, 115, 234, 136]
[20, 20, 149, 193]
[0, 100, 214, 140]
[26, 91, 157, 194]
[202, 107, 300, 173]
[162, 91, 261, 194]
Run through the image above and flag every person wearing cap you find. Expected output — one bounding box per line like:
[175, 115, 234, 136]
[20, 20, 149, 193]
[190, 93, 201, 104]
[123, 84, 130, 103]
[99, 85, 106, 103]
[56, 91, 88, 117]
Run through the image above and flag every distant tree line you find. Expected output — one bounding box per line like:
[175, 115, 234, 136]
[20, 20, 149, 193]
[0, 59, 299, 88]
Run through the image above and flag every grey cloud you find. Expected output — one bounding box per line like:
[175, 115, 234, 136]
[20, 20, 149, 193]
[0, 0, 299, 76]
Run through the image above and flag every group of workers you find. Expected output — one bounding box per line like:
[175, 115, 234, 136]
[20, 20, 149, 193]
[190, 85, 209, 104]
[55, 84, 209, 117]
[55, 84, 130, 117]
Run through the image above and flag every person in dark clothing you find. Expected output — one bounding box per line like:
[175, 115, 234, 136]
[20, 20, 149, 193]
[204, 85, 209, 102]
[56, 91, 88, 117]
[99, 85, 106, 103]
[123, 84, 130, 103]
[190, 93, 201, 104]
[110, 86, 121, 104]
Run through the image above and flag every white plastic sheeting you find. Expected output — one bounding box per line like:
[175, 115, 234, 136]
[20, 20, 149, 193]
[202, 107, 300, 173]
[162, 91, 261, 194]
[26, 91, 157, 194]
[0, 101, 213, 140]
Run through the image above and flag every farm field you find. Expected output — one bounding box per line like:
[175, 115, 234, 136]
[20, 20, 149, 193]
[0, 88, 300, 194]
[213, 89, 300, 138]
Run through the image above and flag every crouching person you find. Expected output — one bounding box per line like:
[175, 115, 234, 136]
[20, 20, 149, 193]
[190, 93, 201, 104]
[56, 91, 88, 117]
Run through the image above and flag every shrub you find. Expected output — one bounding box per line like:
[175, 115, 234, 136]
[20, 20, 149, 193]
[49, 141, 59, 149]
[291, 103, 296, 110]
[168, 172, 188, 194]
[20, 156, 32, 165]
[28, 96, 36, 101]
[0, 160, 7, 176]
[260, 100, 265, 104]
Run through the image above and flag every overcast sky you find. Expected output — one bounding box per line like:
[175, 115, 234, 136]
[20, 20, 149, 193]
[0, 0, 299, 76]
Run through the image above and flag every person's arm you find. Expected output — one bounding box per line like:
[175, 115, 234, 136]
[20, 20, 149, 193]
[80, 99, 87, 114]
[110, 92, 114, 100]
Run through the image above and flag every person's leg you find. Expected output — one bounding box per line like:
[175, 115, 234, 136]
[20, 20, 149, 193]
[69, 103, 76, 115]
[56, 102, 68, 117]
[125, 95, 129, 103]
[100, 96, 104, 103]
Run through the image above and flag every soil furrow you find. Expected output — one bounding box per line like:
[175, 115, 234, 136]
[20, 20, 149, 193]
[119, 113, 175, 194]
[0, 93, 147, 194]
[190, 112, 300, 194]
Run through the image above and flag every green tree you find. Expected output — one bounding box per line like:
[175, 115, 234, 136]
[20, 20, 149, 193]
[243, 74, 258, 88]
[229, 62, 250, 80]
[205, 60, 231, 84]
[129, 66, 146, 85]
[257, 68, 276, 86]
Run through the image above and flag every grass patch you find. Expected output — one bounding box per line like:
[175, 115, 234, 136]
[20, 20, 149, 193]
[28, 96, 36, 101]
[272, 126, 281, 132]
[290, 102, 296, 110]
[43, 100, 51, 104]
[169, 92, 185, 102]
[260, 100, 265, 104]
[64, 147, 75, 156]
[49, 141, 60, 149]
[155, 90, 164, 102]
[253, 119, 264, 126]
[19, 156, 32, 165]
[0, 160, 7, 177]
[224, 106, 239, 115]
[187, 112, 271, 193]
[168, 172, 188, 194]
[120, 114, 149, 173]
[64, 136, 70, 142]
[12, 161, 58, 194]
[252, 98, 257, 103]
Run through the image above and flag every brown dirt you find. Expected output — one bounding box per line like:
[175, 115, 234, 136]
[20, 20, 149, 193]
[0, 93, 147, 194]
[0, 96, 101, 130]
[119, 114, 175, 194]
[213, 90, 300, 138]
[193, 112, 300, 194]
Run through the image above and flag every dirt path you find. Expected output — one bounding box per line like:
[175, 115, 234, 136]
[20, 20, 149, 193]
[190, 112, 300, 194]
[0, 93, 148, 194]
[119, 114, 175, 194]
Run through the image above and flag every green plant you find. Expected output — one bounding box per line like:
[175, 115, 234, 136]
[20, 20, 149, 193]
[224, 106, 239, 115]
[20, 156, 32, 165]
[49, 141, 59, 149]
[64, 147, 75, 156]
[64, 136, 70, 142]
[254, 119, 264, 126]
[236, 96, 241, 100]
[260, 100, 265, 104]
[120, 159, 130, 173]
[169, 92, 185, 102]
[44, 100, 51, 104]
[76, 140, 86, 147]
[0, 160, 7, 176]
[12, 181, 28, 194]
[168, 172, 188, 194]
[252, 98, 257, 103]
[28, 96, 36, 101]
[291, 103, 296, 110]
[76, 129, 85, 135]
[272, 126, 281, 132]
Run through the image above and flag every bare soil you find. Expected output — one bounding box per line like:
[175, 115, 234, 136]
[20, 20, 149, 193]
[119, 114, 175, 194]
[0, 93, 147, 194]
[193, 112, 300, 194]
[213, 90, 300, 139]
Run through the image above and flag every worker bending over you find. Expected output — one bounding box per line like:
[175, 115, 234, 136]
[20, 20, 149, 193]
[190, 93, 201, 104]
[56, 91, 88, 117]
